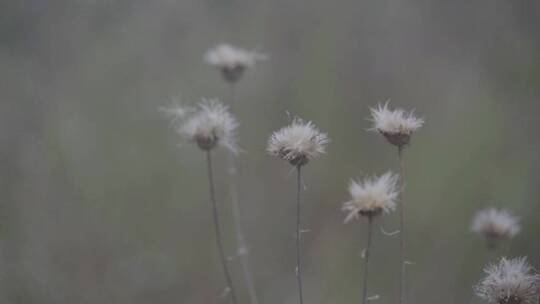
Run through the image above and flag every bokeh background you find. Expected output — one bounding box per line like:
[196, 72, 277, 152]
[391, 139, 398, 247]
[1, 0, 539, 303]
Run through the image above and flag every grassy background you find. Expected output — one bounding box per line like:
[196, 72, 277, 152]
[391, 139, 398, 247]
[1, 0, 539, 303]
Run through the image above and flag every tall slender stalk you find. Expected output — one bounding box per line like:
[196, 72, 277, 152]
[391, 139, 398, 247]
[296, 165, 305, 304]
[362, 216, 374, 304]
[227, 83, 259, 304]
[206, 151, 238, 304]
[268, 117, 327, 304]
[397, 146, 406, 304]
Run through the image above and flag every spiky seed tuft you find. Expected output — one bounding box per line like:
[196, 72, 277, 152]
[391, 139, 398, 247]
[475, 257, 540, 304]
[342, 172, 399, 222]
[471, 208, 520, 249]
[267, 117, 329, 167]
[204, 44, 266, 83]
[165, 99, 238, 153]
[369, 102, 424, 147]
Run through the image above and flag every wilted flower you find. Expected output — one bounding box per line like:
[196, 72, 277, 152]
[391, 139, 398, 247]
[267, 117, 329, 167]
[342, 172, 399, 222]
[172, 99, 238, 153]
[204, 44, 266, 83]
[475, 257, 540, 304]
[369, 102, 424, 147]
[471, 208, 520, 249]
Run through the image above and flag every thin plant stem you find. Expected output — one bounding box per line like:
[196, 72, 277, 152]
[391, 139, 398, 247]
[206, 150, 238, 304]
[397, 146, 405, 304]
[227, 83, 259, 304]
[485, 247, 498, 264]
[229, 83, 236, 107]
[362, 216, 374, 304]
[296, 165, 305, 304]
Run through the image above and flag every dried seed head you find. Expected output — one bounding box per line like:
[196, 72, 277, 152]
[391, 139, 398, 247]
[474, 257, 540, 304]
[471, 208, 520, 249]
[267, 117, 329, 167]
[342, 172, 399, 222]
[166, 99, 238, 153]
[204, 44, 266, 83]
[369, 102, 424, 148]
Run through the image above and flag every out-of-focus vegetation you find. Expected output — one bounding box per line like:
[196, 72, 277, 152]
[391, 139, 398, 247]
[1, 0, 539, 303]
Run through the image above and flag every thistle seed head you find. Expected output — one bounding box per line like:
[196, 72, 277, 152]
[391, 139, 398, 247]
[342, 172, 399, 223]
[369, 102, 424, 148]
[204, 44, 266, 83]
[267, 117, 329, 167]
[165, 99, 238, 153]
[471, 208, 520, 249]
[474, 257, 540, 304]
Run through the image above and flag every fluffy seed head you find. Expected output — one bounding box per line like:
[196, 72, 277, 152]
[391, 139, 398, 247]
[171, 99, 238, 153]
[267, 117, 329, 166]
[204, 44, 266, 83]
[471, 208, 520, 248]
[475, 257, 540, 304]
[342, 172, 399, 222]
[369, 102, 424, 147]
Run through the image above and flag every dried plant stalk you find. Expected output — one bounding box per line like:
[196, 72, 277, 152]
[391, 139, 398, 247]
[296, 165, 305, 304]
[206, 151, 238, 304]
[227, 84, 259, 304]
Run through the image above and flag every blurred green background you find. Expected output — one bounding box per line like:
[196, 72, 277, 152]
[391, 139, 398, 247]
[1, 0, 539, 303]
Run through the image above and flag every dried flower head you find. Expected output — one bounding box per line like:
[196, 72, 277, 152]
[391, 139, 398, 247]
[267, 117, 329, 167]
[369, 102, 424, 147]
[172, 99, 238, 153]
[204, 44, 266, 83]
[475, 257, 540, 304]
[471, 208, 520, 248]
[342, 172, 399, 222]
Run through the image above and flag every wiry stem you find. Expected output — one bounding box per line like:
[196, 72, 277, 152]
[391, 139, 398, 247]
[229, 83, 236, 106]
[296, 165, 305, 304]
[485, 245, 498, 264]
[397, 146, 406, 304]
[362, 216, 374, 304]
[227, 83, 260, 304]
[206, 151, 238, 304]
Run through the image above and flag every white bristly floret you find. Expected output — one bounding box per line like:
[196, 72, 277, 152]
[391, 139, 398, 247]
[267, 117, 329, 166]
[471, 208, 520, 240]
[475, 257, 540, 304]
[369, 102, 424, 136]
[342, 172, 399, 222]
[204, 44, 266, 70]
[176, 99, 238, 153]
